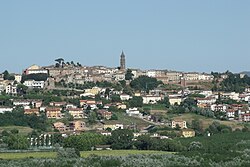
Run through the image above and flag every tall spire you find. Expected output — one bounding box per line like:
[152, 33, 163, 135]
[120, 51, 126, 71]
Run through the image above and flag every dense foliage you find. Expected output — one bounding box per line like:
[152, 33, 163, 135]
[63, 133, 106, 151]
[0, 108, 49, 131]
[212, 72, 250, 93]
[130, 76, 162, 92]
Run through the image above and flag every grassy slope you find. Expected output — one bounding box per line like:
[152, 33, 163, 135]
[0, 126, 33, 135]
[0, 150, 172, 160]
[170, 113, 244, 130]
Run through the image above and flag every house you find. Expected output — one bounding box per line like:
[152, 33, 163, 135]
[80, 100, 98, 109]
[0, 106, 13, 113]
[245, 87, 250, 93]
[241, 113, 250, 122]
[13, 99, 31, 106]
[84, 87, 101, 95]
[23, 65, 48, 75]
[49, 101, 67, 107]
[182, 129, 195, 138]
[103, 124, 124, 131]
[14, 74, 22, 83]
[120, 94, 131, 101]
[230, 104, 248, 111]
[133, 132, 147, 138]
[117, 103, 127, 109]
[169, 97, 183, 105]
[32, 100, 43, 108]
[142, 95, 162, 104]
[226, 109, 235, 120]
[171, 119, 187, 129]
[95, 145, 112, 150]
[68, 108, 84, 118]
[66, 103, 77, 109]
[46, 107, 62, 119]
[5, 84, 17, 95]
[97, 110, 112, 120]
[210, 104, 228, 112]
[221, 92, 240, 101]
[23, 80, 45, 89]
[53, 122, 67, 131]
[100, 131, 112, 136]
[196, 97, 216, 105]
[69, 120, 85, 131]
[239, 94, 250, 102]
[126, 108, 142, 117]
[24, 108, 40, 115]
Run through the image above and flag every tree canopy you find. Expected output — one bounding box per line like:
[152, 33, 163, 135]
[130, 76, 162, 92]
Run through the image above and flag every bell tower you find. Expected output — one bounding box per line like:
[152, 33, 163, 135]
[120, 51, 126, 71]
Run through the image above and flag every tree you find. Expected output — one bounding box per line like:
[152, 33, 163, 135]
[158, 96, 170, 108]
[57, 148, 80, 158]
[128, 96, 143, 108]
[3, 134, 29, 150]
[55, 58, 64, 67]
[130, 76, 162, 92]
[110, 94, 121, 103]
[63, 133, 106, 151]
[2, 70, 14, 80]
[119, 80, 126, 88]
[110, 113, 118, 120]
[88, 112, 97, 124]
[109, 129, 133, 149]
[191, 119, 203, 136]
[134, 135, 153, 150]
[125, 69, 134, 80]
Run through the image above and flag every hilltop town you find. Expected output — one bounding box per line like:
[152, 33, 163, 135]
[0, 52, 250, 154]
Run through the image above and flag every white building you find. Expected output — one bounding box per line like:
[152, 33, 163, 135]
[199, 91, 213, 97]
[142, 95, 162, 104]
[126, 108, 142, 117]
[146, 70, 156, 78]
[210, 104, 228, 112]
[169, 97, 183, 105]
[113, 73, 125, 81]
[221, 92, 240, 101]
[0, 106, 13, 113]
[196, 97, 216, 105]
[24, 65, 48, 75]
[5, 84, 17, 94]
[14, 74, 22, 83]
[120, 94, 131, 101]
[13, 100, 30, 106]
[198, 74, 214, 81]
[23, 80, 45, 89]
[226, 110, 235, 119]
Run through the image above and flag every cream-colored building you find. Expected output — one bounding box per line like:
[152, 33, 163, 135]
[182, 129, 195, 138]
[46, 107, 62, 119]
[68, 108, 84, 118]
[172, 119, 187, 129]
[169, 97, 183, 105]
[84, 87, 101, 95]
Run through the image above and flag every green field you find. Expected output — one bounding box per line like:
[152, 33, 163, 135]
[0, 150, 172, 160]
[0, 126, 33, 135]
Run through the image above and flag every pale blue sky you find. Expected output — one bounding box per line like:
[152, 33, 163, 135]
[0, 0, 249, 73]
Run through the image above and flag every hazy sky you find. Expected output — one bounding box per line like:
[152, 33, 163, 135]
[0, 0, 249, 73]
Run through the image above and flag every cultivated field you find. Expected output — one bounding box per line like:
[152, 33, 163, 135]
[0, 150, 172, 160]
